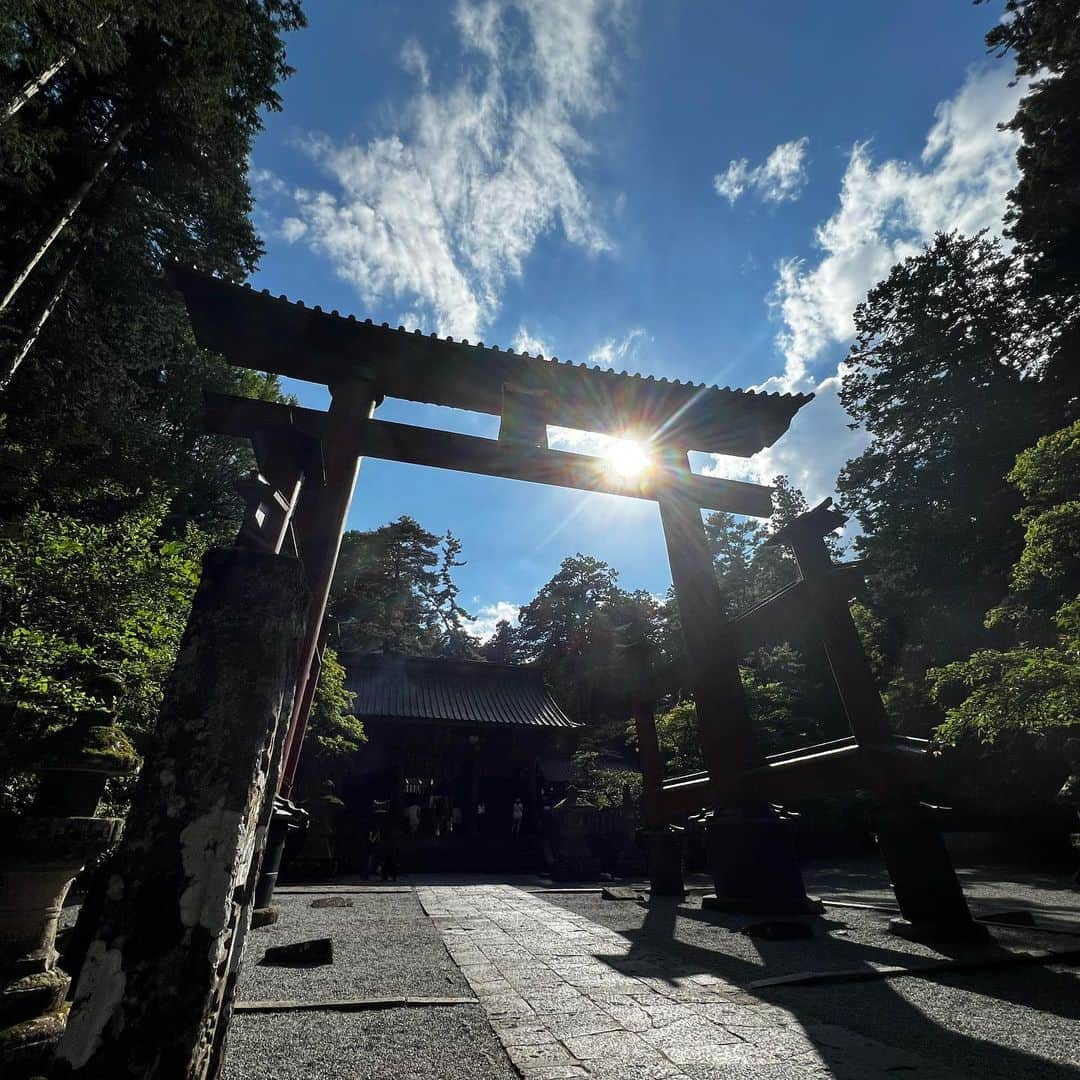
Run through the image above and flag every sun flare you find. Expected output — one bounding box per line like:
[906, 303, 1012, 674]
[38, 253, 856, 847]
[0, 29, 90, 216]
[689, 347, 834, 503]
[603, 438, 652, 478]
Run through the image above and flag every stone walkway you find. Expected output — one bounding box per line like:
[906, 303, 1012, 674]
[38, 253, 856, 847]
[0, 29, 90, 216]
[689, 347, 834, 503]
[417, 885, 955, 1080]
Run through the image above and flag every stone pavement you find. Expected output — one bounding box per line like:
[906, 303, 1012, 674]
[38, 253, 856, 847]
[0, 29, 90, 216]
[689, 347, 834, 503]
[417, 885, 958, 1080]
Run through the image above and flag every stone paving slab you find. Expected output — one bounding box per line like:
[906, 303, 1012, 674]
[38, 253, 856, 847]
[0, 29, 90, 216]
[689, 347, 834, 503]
[417, 885, 955, 1079]
[545, 888, 1080, 1080]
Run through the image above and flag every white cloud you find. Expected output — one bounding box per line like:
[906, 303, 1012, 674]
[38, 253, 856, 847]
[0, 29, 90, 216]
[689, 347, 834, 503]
[547, 426, 615, 455]
[706, 66, 1025, 506]
[262, 0, 630, 339]
[280, 217, 307, 243]
[714, 137, 809, 206]
[399, 37, 430, 88]
[471, 600, 520, 640]
[511, 327, 550, 356]
[588, 326, 647, 369]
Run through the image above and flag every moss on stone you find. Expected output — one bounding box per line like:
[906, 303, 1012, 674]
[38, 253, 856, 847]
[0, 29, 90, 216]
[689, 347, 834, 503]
[78, 724, 141, 774]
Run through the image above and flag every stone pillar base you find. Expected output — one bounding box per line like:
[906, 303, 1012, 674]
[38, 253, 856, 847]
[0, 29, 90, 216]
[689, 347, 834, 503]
[1, 1010, 68, 1077]
[705, 805, 819, 915]
[638, 827, 685, 897]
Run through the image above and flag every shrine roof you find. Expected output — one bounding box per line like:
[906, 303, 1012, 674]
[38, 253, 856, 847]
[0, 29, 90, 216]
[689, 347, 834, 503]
[169, 266, 812, 457]
[342, 652, 577, 729]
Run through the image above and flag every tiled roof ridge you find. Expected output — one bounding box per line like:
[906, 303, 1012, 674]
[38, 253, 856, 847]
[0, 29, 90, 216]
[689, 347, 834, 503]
[340, 650, 541, 676]
[178, 267, 812, 404]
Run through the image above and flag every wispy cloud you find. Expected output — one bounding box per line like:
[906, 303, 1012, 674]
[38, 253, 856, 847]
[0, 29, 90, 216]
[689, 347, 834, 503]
[589, 326, 648, 369]
[706, 66, 1025, 503]
[263, 0, 632, 339]
[511, 327, 550, 356]
[714, 137, 809, 206]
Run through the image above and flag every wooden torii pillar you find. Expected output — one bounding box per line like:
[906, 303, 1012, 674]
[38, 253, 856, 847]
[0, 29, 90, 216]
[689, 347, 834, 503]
[651, 443, 817, 913]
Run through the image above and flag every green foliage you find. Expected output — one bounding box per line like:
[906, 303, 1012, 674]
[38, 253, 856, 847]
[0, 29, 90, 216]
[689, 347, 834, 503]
[306, 646, 364, 759]
[0, 3, 301, 809]
[836, 231, 1050, 731]
[982, 0, 1080, 297]
[929, 645, 1080, 743]
[652, 700, 702, 775]
[330, 516, 477, 656]
[569, 750, 641, 810]
[518, 553, 663, 737]
[480, 619, 528, 664]
[0, 490, 206, 798]
[929, 420, 1080, 747]
[652, 673, 806, 777]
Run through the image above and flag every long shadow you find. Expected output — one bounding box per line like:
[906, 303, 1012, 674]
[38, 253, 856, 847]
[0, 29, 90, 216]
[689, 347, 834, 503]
[578, 895, 1080, 1080]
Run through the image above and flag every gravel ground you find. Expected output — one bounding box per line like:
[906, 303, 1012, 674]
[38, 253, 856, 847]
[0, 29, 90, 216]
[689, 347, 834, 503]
[802, 860, 1080, 916]
[542, 890, 1080, 986]
[543, 890, 1080, 1079]
[221, 1005, 516, 1080]
[225, 890, 516, 1079]
[238, 891, 469, 1002]
[763, 963, 1080, 1080]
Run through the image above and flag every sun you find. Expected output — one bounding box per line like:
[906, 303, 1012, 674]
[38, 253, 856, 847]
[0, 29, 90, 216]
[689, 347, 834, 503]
[603, 437, 652, 478]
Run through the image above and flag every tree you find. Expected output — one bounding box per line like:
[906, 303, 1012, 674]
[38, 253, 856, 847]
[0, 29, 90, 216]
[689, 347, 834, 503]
[0, 1, 306, 383]
[928, 420, 1080, 746]
[979, 0, 1080, 408]
[329, 516, 476, 656]
[0, 3, 303, 800]
[517, 554, 661, 739]
[480, 619, 528, 664]
[0, 490, 206, 808]
[982, 0, 1080, 293]
[836, 232, 1047, 731]
[305, 646, 364, 759]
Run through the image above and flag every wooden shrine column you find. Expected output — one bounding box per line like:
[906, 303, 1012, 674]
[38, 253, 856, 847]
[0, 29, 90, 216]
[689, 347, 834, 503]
[655, 447, 765, 795]
[281, 377, 379, 793]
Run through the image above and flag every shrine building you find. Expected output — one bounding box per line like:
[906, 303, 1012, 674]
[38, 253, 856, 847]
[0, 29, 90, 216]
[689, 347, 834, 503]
[333, 652, 579, 869]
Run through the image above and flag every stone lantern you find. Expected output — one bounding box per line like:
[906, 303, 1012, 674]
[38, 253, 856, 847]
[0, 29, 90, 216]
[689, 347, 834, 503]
[0, 677, 139, 1076]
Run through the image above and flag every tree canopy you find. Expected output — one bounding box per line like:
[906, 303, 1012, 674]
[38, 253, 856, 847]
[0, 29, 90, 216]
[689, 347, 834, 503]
[0, 2, 303, 806]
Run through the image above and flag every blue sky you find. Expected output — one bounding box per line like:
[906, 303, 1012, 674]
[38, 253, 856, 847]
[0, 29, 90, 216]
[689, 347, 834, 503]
[249, 0, 1024, 636]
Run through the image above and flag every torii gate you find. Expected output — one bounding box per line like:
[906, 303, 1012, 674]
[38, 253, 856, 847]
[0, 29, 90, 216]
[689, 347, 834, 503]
[58, 266, 983, 1078]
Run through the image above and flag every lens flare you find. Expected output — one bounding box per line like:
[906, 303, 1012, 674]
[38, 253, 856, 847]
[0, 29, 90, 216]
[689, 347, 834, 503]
[603, 438, 651, 478]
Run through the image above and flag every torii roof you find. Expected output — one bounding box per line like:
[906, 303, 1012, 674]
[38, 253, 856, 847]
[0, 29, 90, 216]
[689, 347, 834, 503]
[342, 652, 577, 729]
[170, 266, 812, 457]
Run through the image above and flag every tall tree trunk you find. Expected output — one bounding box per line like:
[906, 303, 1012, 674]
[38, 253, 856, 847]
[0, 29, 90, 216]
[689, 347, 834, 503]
[0, 118, 132, 316]
[1, 238, 86, 391]
[1, 17, 113, 122]
[3, 53, 73, 122]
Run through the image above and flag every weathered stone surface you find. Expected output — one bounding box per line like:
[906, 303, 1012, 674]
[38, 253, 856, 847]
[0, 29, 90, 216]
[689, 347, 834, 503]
[249, 907, 279, 930]
[55, 549, 310, 1079]
[0, 966, 69, 1024]
[260, 939, 333, 968]
[308, 896, 353, 909]
[600, 887, 642, 902]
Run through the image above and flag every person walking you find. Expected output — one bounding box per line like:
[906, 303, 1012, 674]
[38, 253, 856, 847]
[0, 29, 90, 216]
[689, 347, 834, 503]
[511, 796, 524, 835]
